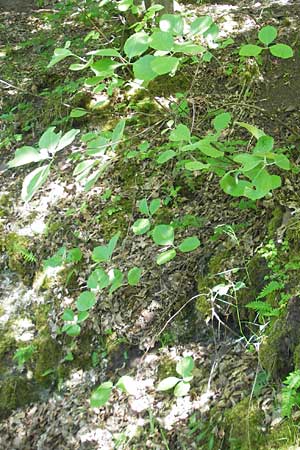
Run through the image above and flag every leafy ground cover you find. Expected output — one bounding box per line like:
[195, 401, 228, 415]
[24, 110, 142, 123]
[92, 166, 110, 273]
[1, 0, 300, 449]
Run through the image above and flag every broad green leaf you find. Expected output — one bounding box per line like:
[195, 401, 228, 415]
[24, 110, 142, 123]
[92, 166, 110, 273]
[124, 32, 149, 59]
[169, 124, 191, 142]
[87, 268, 110, 290]
[253, 135, 274, 154]
[190, 16, 213, 36]
[67, 247, 82, 263]
[157, 149, 177, 164]
[39, 127, 60, 153]
[152, 224, 174, 246]
[76, 291, 96, 311]
[116, 376, 137, 395]
[117, 0, 133, 11]
[90, 381, 113, 408]
[269, 43, 293, 59]
[111, 119, 126, 151]
[156, 249, 177, 265]
[274, 154, 290, 170]
[157, 377, 180, 391]
[43, 247, 66, 268]
[92, 245, 110, 263]
[108, 268, 123, 294]
[132, 218, 151, 235]
[178, 236, 200, 253]
[233, 154, 262, 172]
[87, 48, 121, 57]
[65, 324, 81, 336]
[203, 23, 220, 44]
[7, 146, 46, 168]
[77, 311, 89, 323]
[84, 167, 106, 192]
[128, 267, 142, 286]
[220, 173, 252, 197]
[213, 112, 231, 132]
[173, 42, 205, 54]
[149, 198, 161, 216]
[133, 55, 157, 81]
[70, 108, 88, 118]
[47, 47, 74, 68]
[197, 140, 224, 158]
[239, 44, 264, 57]
[159, 14, 184, 36]
[151, 56, 179, 75]
[138, 198, 149, 216]
[107, 232, 120, 258]
[91, 59, 122, 77]
[73, 160, 94, 179]
[69, 56, 92, 71]
[21, 164, 51, 202]
[62, 309, 74, 321]
[56, 129, 80, 152]
[258, 25, 277, 45]
[251, 168, 281, 197]
[185, 161, 209, 171]
[236, 122, 265, 139]
[149, 31, 174, 51]
[176, 356, 194, 378]
[174, 380, 190, 397]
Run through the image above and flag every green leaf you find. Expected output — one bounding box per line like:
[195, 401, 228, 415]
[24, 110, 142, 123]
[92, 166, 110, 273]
[169, 124, 191, 142]
[90, 381, 113, 408]
[107, 232, 120, 258]
[151, 56, 179, 75]
[257, 280, 282, 299]
[269, 43, 293, 59]
[251, 168, 281, 198]
[174, 381, 191, 397]
[39, 127, 60, 153]
[21, 164, 51, 202]
[274, 154, 290, 170]
[258, 25, 277, 46]
[87, 268, 110, 290]
[70, 108, 88, 118]
[178, 236, 200, 253]
[116, 375, 137, 395]
[91, 59, 122, 77]
[233, 154, 262, 172]
[173, 43, 205, 55]
[56, 129, 80, 153]
[156, 249, 177, 265]
[149, 31, 174, 51]
[108, 268, 123, 294]
[133, 55, 157, 82]
[62, 309, 74, 321]
[236, 122, 265, 139]
[65, 324, 81, 336]
[73, 160, 95, 179]
[159, 14, 184, 36]
[67, 247, 82, 263]
[185, 161, 209, 171]
[132, 218, 151, 235]
[127, 267, 142, 286]
[239, 44, 264, 57]
[213, 112, 231, 132]
[253, 135, 274, 154]
[152, 224, 174, 246]
[47, 47, 74, 68]
[111, 119, 126, 151]
[157, 377, 180, 391]
[149, 198, 161, 216]
[77, 311, 89, 323]
[220, 173, 252, 197]
[7, 146, 46, 168]
[197, 140, 224, 158]
[87, 48, 121, 57]
[76, 291, 96, 311]
[124, 32, 149, 59]
[190, 16, 213, 36]
[176, 356, 194, 377]
[157, 149, 177, 164]
[138, 198, 149, 216]
[92, 245, 110, 263]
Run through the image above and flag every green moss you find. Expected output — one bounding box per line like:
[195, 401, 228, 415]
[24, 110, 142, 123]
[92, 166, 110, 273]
[0, 377, 40, 420]
[268, 206, 284, 237]
[33, 336, 64, 384]
[157, 356, 176, 380]
[265, 419, 299, 449]
[0, 232, 34, 283]
[224, 398, 266, 449]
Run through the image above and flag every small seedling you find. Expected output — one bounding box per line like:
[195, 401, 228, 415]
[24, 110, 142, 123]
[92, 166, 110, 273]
[157, 356, 195, 397]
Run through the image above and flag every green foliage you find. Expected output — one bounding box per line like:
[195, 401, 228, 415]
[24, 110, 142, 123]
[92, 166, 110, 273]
[157, 356, 195, 397]
[90, 375, 137, 408]
[13, 345, 36, 368]
[239, 25, 293, 59]
[282, 370, 300, 417]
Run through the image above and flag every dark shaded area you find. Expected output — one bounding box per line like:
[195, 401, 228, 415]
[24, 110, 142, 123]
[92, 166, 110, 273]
[0, 0, 37, 12]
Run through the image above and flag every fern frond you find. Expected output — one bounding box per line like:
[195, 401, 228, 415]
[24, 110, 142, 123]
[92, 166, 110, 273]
[246, 301, 280, 316]
[14, 243, 37, 263]
[283, 370, 300, 390]
[282, 386, 297, 417]
[257, 281, 282, 299]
